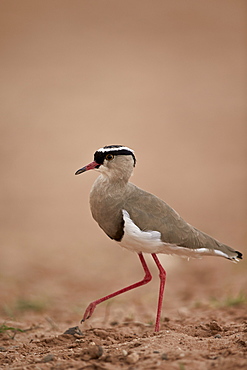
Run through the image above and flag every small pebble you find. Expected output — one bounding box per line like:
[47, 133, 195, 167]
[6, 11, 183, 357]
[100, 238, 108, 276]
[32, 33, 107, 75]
[88, 343, 103, 359]
[214, 334, 222, 339]
[63, 326, 83, 336]
[40, 354, 55, 363]
[126, 352, 139, 364]
[161, 353, 168, 360]
[110, 321, 119, 326]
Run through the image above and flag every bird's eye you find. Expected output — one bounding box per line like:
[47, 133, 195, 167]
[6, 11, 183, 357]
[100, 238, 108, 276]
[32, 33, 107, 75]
[105, 154, 114, 161]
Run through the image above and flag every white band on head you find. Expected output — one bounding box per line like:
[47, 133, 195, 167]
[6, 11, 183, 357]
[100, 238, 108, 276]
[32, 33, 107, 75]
[97, 146, 135, 154]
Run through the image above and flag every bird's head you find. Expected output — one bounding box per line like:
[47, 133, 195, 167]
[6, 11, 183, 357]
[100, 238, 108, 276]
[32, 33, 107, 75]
[75, 145, 136, 181]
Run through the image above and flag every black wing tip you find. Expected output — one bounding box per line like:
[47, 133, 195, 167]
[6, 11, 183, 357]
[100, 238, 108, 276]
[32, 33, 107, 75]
[236, 251, 243, 259]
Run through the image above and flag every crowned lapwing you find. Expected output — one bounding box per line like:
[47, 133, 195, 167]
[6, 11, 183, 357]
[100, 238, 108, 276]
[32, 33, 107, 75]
[75, 145, 242, 332]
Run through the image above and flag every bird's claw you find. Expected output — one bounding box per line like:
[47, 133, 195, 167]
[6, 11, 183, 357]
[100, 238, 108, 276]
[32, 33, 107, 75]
[81, 302, 96, 323]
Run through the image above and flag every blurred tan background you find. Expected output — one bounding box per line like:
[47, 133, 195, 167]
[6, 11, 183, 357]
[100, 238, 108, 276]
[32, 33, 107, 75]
[0, 0, 246, 321]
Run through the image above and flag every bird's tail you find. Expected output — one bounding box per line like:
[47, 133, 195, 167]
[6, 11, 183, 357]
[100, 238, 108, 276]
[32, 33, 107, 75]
[214, 240, 243, 262]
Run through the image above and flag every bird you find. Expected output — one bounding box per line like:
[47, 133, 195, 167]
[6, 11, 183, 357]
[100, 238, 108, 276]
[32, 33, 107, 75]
[75, 145, 242, 332]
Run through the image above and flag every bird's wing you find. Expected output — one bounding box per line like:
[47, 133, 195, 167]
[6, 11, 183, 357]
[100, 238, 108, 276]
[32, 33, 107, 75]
[124, 183, 236, 256]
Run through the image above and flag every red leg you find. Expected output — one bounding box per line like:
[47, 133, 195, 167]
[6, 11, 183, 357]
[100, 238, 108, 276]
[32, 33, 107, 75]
[151, 253, 166, 332]
[81, 253, 152, 323]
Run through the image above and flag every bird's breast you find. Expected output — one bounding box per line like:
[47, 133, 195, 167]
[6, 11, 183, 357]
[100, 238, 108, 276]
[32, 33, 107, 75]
[89, 181, 126, 241]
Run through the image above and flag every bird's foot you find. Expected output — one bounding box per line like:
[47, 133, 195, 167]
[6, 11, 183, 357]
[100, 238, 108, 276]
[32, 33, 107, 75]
[81, 302, 96, 323]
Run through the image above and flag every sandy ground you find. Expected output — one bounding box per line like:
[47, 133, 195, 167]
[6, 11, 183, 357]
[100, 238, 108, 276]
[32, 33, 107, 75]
[0, 1, 246, 369]
[1, 259, 247, 369]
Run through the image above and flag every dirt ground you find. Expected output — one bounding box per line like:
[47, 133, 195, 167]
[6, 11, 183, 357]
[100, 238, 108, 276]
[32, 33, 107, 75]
[1, 309, 247, 370]
[1, 256, 247, 370]
[0, 1, 246, 369]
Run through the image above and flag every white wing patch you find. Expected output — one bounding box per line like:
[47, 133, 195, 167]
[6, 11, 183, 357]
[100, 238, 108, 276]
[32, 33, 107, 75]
[118, 210, 234, 260]
[119, 210, 164, 253]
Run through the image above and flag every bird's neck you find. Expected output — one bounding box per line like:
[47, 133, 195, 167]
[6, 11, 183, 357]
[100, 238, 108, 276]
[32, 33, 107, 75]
[99, 172, 128, 186]
[91, 174, 129, 198]
[98, 166, 132, 183]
